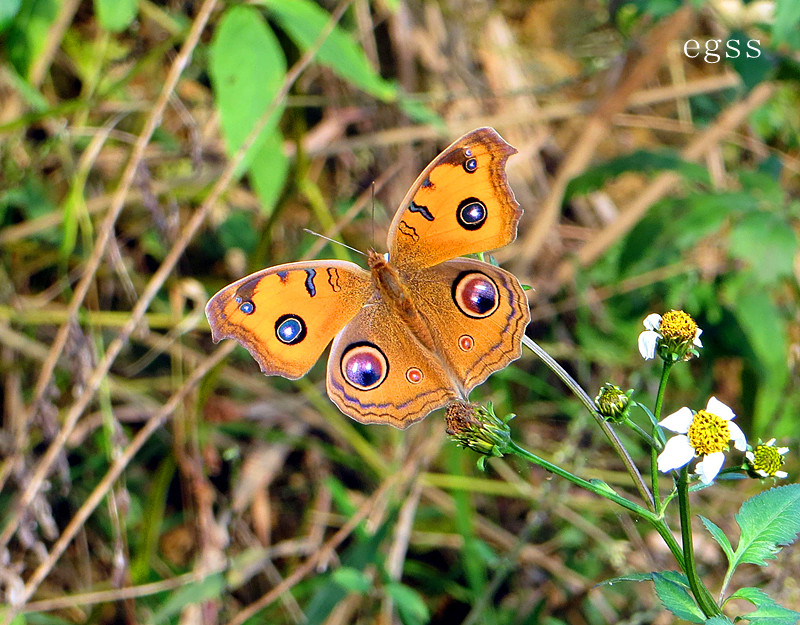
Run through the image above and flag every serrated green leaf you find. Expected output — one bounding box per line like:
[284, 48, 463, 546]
[386, 582, 430, 625]
[700, 516, 734, 565]
[209, 6, 287, 214]
[659, 570, 691, 587]
[729, 586, 800, 625]
[94, 0, 137, 32]
[260, 0, 397, 101]
[730, 586, 775, 605]
[732, 485, 800, 568]
[652, 572, 705, 623]
[704, 617, 734, 625]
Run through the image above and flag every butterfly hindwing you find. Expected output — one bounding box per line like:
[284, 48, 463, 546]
[325, 297, 459, 429]
[409, 257, 530, 393]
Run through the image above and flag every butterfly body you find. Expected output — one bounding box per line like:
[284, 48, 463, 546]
[206, 128, 530, 428]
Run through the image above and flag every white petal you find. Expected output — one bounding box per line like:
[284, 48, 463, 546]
[696, 452, 725, 484]
[706, 396, 736, 422]
[694, 328, 703, 348]
[638, 331, 659, 359]
[765, 438, 776, 446]
[746, 450, 755, 462]
[659, 407, 694, 434]
[777, 447, 790, 455]
[643, 313, 662, 331]
[728, 421, 747, 451]
[775, 471, 788, 478]
[658, 435, 696, 472]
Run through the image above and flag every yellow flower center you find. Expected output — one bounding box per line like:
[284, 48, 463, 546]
[659, 310, 698, 343]
[687, 410, 730, 456]
[752, 444, 785, 477]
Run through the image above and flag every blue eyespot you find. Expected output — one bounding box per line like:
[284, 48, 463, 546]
[456, 197, 487, 230]
[275, 314, 307, 345]
[239, 300, 255, 315]
[463, 157, 478, 173]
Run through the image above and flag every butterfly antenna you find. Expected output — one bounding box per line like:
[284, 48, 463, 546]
[371, 181, 376, 249]
[302, 229, 365, 256]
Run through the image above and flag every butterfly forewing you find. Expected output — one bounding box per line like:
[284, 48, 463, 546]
[386, 127, 521, 271]
[206, 261, 372, 379]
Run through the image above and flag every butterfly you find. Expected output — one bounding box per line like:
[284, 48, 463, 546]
[205, 127, 530, 429]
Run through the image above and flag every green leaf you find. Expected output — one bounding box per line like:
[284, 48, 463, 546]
[652, 572, 705, 624]
[209, 5, 288, 214]
[0, 0, 21, 32]
[5, 0, 59, 77]
[732, 485, 800, 569]
[729, 212, 798, 285]
[729, 587, 800, 625]
[726, 284, 789, 434]
[700, 516, 734, 565]
[397, 96, 446, 129]
[704, 617, 734, 625]
[331, 566, 371, 593]
[248, 129, 289, 215]
[260, 0, 397, 101]
[94, 0, 137, 32]
[386, 582, 430, 625]
[598, 572, 653, 585]
[774, 0, 800, 47]
[151, 574, 226, 625]
[218, 210, 259, 255]
[565, 149, 708, 199]
[727, 30, 775, 91]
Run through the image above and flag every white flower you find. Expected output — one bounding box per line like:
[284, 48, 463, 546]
[746, 438, 789, 479]
[638, 311, 703, 361]
[638, 313, 664, 359]
[657, 397, 746, 484]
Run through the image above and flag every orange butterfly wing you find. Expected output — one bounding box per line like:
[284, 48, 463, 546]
[326, 298, 458, 429]
[386, 127, 521, 271]
[408, 258, 530, 394]
[206, 261, 372, 379]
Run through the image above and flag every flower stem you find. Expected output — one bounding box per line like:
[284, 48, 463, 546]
[677, 466, 722, 617]
[508, 441, 651, 519]
[651, 361, 673, 512]
[508, 440, 685, 567]
[624, 417, 661, 450]
[522, 336, 654, 510]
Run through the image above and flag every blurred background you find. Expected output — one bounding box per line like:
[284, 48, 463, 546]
[1, 0, 799, 623]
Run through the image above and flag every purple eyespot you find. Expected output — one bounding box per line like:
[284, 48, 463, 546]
[452, 272, 499, 319]
[341, 343, 388, 390]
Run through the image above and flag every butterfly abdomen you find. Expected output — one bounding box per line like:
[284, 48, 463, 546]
[367, 249, 437, 353]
